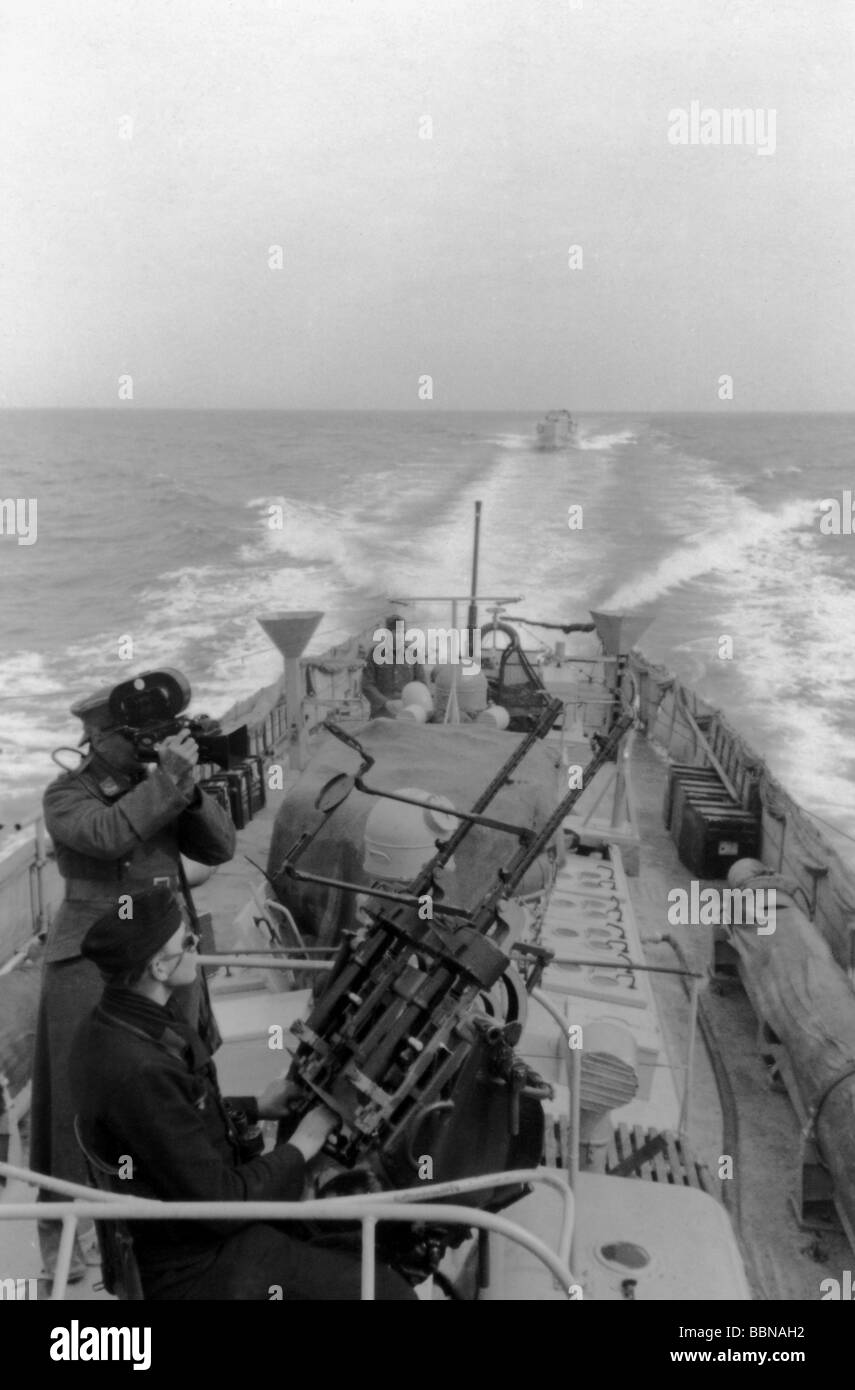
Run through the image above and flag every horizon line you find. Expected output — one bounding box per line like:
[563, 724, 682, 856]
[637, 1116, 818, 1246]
[1, 406, 853, 416]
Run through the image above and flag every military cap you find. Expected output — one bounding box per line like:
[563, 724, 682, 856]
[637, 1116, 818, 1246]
[70, 684, 116, 722]
[80, 885, 184, 977]
[70, 683, 118, 744]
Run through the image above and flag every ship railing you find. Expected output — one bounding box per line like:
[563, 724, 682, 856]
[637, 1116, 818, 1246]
[0, 1160, 576, 1301]
[632, 650, 855, 976]
[0, 814, 58, 964]
[247, 693, 290, 758]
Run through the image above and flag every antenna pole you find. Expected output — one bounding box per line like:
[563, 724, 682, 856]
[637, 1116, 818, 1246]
[467, 500, 482, 635]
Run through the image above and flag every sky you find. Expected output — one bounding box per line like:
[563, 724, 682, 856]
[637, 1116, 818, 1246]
[0, 0, 853, 410]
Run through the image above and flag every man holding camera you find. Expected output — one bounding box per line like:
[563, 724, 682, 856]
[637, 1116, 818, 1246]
[70, 886, 414, 1300]
[31, 680, 236, 1282]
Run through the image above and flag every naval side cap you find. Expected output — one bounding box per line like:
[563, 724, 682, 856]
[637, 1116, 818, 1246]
[80, 885, 184, 977]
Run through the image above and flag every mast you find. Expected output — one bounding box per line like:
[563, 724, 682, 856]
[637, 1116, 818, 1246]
[467, 499, 482, 637]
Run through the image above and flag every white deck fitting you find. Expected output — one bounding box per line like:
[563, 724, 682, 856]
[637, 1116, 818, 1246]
[559, 754, 643, 874]
[520, 843, 680, 1131]
[480, 1173, 750, 1301]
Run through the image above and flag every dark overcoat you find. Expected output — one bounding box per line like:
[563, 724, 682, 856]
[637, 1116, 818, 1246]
[70, 987, 413, 1300]
[30, 753, 236, 1196]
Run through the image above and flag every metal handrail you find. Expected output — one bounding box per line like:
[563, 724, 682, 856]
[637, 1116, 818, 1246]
[0, 1161, 576, 1301]
[196, 954, 333, 971]
[387, 594, 523, 606]
[0, 1160, 573, 1254]
[0, 1161, 150, 1204]
[363, 1168, 574, 1267]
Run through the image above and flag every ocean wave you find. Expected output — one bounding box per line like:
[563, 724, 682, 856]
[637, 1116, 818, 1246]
[4, 411, 855, 854]
[574, 428, 637, 452]
[710, 555, 855, 849]
[603, 495, 816, 609]
[760, 464, 803, 480]
[245, 495, 351, 560]
[0, 651, 65, 697]
[482, 433, 534, 450]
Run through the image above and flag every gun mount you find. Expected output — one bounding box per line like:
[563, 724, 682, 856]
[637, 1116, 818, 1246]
[276, 697, 636, 1194]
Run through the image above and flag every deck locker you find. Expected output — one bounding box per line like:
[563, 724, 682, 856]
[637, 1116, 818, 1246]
[201, 770, 252, 830]
[667, 766, 761, 878]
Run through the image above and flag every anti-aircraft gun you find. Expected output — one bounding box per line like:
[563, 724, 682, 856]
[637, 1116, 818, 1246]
[272, 696, 635, 1280]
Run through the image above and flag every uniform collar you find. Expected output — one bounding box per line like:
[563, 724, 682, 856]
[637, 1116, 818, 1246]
[85, 751, 146, 797]
[99, 986, 179, 1038]
[98, 987, 212, 1072]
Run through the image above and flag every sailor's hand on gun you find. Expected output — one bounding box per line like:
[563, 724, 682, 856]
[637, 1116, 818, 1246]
[257, 1076, 303, 1120]
[156, 729, 199, 793]
[287, 1105, 340, 1162]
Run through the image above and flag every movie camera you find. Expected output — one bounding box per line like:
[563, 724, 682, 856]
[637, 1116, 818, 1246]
[107, 668, 249, 769]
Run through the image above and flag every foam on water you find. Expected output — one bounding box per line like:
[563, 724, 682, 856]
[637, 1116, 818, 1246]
[482, 432, 533, 450]
[604, 493, 814, 610]
[574, 427, 637, 452]
[2, 411, 854, 855]
[599, 471, 855, 844]
[703, 513, 855, 839]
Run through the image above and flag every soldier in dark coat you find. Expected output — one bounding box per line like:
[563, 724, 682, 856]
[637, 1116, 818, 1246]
[361, 613, 428, 717]
[70, 888, 414, 1300]
[31, 683, 236, 1279]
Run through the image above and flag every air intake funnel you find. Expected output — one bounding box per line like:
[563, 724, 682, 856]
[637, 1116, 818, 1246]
[590, 609, 654, 657]
[257, 611, 323, 659]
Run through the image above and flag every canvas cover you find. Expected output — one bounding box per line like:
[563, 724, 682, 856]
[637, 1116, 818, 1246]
[266, 720, 564, 947]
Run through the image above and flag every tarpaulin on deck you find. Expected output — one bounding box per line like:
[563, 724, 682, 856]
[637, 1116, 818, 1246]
[266, 720, 564, 947]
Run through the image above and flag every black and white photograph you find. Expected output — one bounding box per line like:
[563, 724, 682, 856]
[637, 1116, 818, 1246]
[0, 0, 853, 1345]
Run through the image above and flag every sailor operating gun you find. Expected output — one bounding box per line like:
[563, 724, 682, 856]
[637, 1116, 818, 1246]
[70, 887, 415, 1301]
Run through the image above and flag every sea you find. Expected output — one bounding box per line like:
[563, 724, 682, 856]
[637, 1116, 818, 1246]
[1, 410, 853, 864]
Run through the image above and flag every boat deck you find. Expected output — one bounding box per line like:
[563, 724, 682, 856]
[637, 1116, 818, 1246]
[4, 729, 850, 1299]
[627, 735, 850, 1299]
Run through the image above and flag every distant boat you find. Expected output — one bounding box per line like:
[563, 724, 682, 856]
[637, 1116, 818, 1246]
[534, 409, 574, 449]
